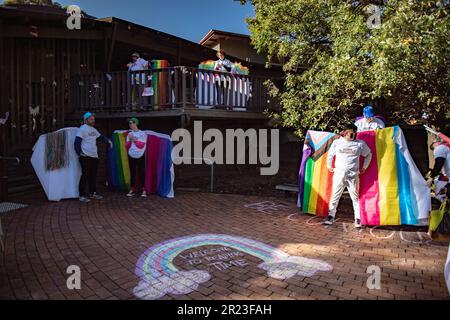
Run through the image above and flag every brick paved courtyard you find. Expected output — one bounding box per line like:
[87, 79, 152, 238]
[0, 191, 449, 300]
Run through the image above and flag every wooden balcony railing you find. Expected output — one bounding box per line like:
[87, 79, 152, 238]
[70, 66, 279, 114]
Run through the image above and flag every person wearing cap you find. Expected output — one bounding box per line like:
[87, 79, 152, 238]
[213, 50, 233, 106]
[354, 105, 385, 132]
[74, 112, 112, 203]
[324, 124, 372, 228]
[125, 118, 147, 197]
[128, 52, 149, 108]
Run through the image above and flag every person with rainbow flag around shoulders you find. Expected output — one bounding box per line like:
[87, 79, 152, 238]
[125, 117, 147, 198]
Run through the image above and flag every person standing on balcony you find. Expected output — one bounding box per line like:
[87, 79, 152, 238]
[214, 50, 233, 107]
[354, 105, 385, 132]
[74, 112, 113, 203]
[125, 118, 147, 198]
[128, 52, 149, 109]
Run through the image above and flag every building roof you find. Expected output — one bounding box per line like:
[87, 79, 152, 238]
[0, 5, 230, 61]
[99, 17, 216, 56]
[0, 4, 219, 62]
[199, 29, 251, 47]
[0, 5, 246, 58]
[0, 3, 97, 19]
[0, 4, 277, 72]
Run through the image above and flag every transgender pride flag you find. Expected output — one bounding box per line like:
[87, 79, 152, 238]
[298, 126, 431, 226]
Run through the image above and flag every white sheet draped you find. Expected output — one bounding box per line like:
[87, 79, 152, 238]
[31, 127, 81, 201]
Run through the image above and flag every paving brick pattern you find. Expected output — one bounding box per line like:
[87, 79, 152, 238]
[0, 191, 449, 300]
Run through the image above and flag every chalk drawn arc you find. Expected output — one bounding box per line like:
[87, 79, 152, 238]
[133, 234, 333, 300]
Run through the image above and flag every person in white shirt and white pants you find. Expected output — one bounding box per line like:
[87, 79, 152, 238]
[325, 125, 372, 228]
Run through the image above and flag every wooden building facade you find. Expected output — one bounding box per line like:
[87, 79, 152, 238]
[0, 4, 283, 199]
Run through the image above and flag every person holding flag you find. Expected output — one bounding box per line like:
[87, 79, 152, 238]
[214, 50, 233, 106]
[125, 118, 147, 198]
[354, 105, 385, 132]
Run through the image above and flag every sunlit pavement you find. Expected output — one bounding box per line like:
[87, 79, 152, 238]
[0, 191, 449, 300]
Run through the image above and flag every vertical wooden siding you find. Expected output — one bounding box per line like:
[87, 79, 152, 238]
[1, 37, 101, 149]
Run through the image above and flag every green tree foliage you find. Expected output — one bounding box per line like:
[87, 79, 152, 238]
[241, 0, 449, 136]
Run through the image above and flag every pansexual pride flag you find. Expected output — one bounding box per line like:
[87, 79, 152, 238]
[107, 130, 174, 198]
[298, 126, 430, 226]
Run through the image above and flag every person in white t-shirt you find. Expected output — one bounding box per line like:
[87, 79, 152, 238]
[128, 52, 149, 108]
[128, 52, 149, 82]
[214, 50, 233, 106]
[74, 112, 112, 202]
[125, 118, 147, 197]
[325, 125, 372, 228]
[354, 105, 385, 132]
[428, 133, 450, 200]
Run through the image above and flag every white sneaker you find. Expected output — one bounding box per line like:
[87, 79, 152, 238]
[90, 193, 103, 200]
[141, 190, 147, 198]
[354, 219, 363, 228]
[127, 190, 135, 197]
[324, 215, 334, 225]
[79, 196, 91, 203]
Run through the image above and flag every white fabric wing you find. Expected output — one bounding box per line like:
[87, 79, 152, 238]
[31, 127, 81, 201]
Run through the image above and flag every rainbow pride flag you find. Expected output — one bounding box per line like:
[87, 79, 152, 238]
[298, 126, 430, 226]
[198, 60, 249, 75]
[199, 60, 216, 70]
[108, 131, 131, 190]
[298, 131, 339, 218]
[231, 62, 249, 75]
[107, 130, 174, 198]
[151, 60, 169, 110]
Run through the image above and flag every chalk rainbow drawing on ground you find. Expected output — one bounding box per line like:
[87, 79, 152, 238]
[133, 234, 333, 300]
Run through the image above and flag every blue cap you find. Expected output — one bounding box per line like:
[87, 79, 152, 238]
[83, 112, 93, 120]
[363, 106, 375, 118]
